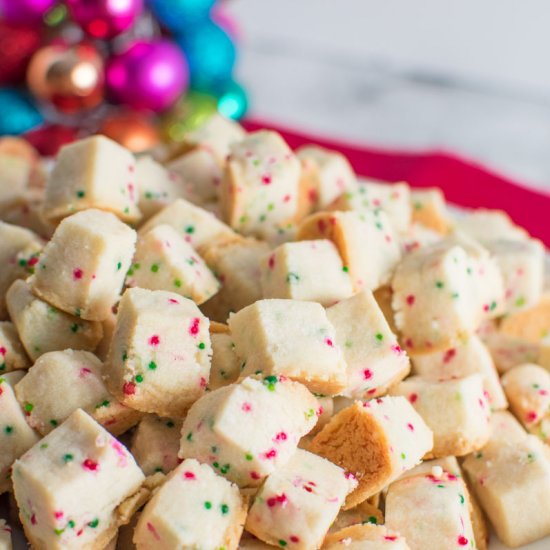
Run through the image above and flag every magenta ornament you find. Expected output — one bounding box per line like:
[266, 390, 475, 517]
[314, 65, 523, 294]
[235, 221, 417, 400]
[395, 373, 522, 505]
[65, 0, 143, 39]
[106, 39, 188, 113]
[0, 0, 56, 25]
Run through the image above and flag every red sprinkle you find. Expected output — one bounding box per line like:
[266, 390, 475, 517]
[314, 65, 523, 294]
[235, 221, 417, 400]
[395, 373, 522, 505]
[250, 471, 261, 480]
[362, 369, 373, 380]
[73, 268, 83, 280]
[263, 448, 277, 460]
[407, 423, 414, 431]
[79, 368, 91, 378]
[31, 514, 37, 525]
[0, 347, 6, 356]
[406, 294, 415, 306]
[123, 382, 136, 396]
[317, 219, 326, 233]
[183, 471, 196, 480]
[391, 344, 403, 355]
[28, 256, 38, 267]
[189, 318, 200, 336]
[268, 254, 275, 269]
[168, 298, 179, 304]
[457, 535, 468, 546]
[261, 174, 272, 185]
[443, 348, 456, 363]
[267, 493, 288, 507]
[409, 393, 418, 404]
[242, 402, 252, 412]
[325, 338, 334, 347]
[148, 335, 160, 346]
[526, 411, 538, 422]
[54, 511, 63, 520]
[290, 536, 300, 543]
[147, 522, 160, 541]
[274, 431, 287, 442]
[384, 536, 398, 541]
[82, 459, 99, 472]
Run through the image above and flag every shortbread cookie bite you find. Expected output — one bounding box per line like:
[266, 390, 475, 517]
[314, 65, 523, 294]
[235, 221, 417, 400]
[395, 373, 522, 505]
[31, 209, 137, 321]
[330, 180, 412, 233]
[411, 334, 507, 410]
[297, 210, 401, 292]
[6, 280, 103, 361]
[455, 208, 528, 244]
[245, 449, 357, 549]
[309, 397, 433, 508]
[228, 299, 347, 395]
[127, 224, 219, 305]
[0, 372, 40, 494]
[501, 363, 550, 442]
[221, 130, 301, 239]
[179, 375, 319, 487]
[42, 135, 141, 224]
[385, 470, 476, 550]
[296, 144, 356, 212]
[410, 188, 451, 234]
[139, 198, 238, 253]
[201, 237, 269, 322]
[499, 293, 550, 344]
[390, 374, 491, 457]
[392, 242, 485, 353]
[14, 349, 140, 436]
[0, 519, 12, 549]
[130, 415, 183, 475]
[486, 238, 545, 313]
[323, 524, 410, 550]
[134, 156, 182, 221]
[208, 330, 242, 390]
[134, 458, 246, 550]
[0, 221, 43, 319]
[105, 288, 211, 417]
[463, 432, 550, 547]
[260, 240, 353, 306]
[326, 291, 410, 399]
[12, 409, 144, 550]
[0, 322, 30, 373]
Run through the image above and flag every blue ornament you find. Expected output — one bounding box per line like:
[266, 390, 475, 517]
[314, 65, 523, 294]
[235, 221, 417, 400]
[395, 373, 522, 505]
[0, 88, 43, 135]
[147, 0, 215, 32]
[217, 80, 248, 120]
[177, 19, 236, 92]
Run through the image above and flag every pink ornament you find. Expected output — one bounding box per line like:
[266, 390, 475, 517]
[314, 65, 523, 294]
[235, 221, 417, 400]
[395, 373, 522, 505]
[0, 0, 56, 25]
[106, 39, 188, 113]
[211, 6, 240, 41]
[66, 0, 143, 40]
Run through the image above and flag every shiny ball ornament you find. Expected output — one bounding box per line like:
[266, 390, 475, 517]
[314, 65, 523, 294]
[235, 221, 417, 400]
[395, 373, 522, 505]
[98, 111, 160, 152]
[0, 89, 44, 135]
[24, 124, 79, 156]
[217, 80, 248, 120]
[211, 6, 240, 41]
[0, 22, 43, 85]
[65, 0, 144, 40]
[160, 91, 217, 143]
[0, 0, 56, 26]
[106, 39, 188, 112]
[147, 0, 215, 32]
[177, 19, 236, 92]
[27, 42, 105, 114]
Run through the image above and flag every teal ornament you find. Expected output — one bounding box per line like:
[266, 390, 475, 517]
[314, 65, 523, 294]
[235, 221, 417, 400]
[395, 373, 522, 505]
[217, 80, 248, 120]
[0, 88, 43, 135]
[177, 19, 236, 91]
[148, 0, 215, 31]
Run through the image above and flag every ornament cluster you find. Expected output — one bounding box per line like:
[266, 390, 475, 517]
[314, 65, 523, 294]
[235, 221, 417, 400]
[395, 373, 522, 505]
[0, 0, 248, 153]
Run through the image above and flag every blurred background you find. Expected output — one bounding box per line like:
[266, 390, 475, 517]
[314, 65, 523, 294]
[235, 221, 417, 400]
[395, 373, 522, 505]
[227, 0, 550, 191]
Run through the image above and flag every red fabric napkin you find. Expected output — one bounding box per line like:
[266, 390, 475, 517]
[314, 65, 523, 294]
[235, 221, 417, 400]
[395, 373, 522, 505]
[243, 119, 550, 247]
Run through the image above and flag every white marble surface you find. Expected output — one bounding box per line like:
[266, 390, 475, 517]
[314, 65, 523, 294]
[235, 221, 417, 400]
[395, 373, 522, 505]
[227, 0, 550, 193]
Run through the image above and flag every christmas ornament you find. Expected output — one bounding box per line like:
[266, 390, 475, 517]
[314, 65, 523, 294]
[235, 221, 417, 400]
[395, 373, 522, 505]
[176, 18, 235, 91]
[217, 80, 248, 120]
[24, 124, 80, 156]
[0, 0, 56, 26]
[106, 39, 188, 112]
[66, 0, 144, 40]
[0, 89, 44, 135]
[147, 0, 215, 32]
[0, 21, 43, 85]
[98, 110, 160, 152]
[27, 42, 105, 114]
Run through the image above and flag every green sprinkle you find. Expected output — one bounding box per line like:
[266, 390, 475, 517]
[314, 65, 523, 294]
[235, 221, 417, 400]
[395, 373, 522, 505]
[367, 516, 378, 524]
[305, 408, 315, 419]
[220, 464, 230, 474]
[451, 292, 460, 299]
[286, 272, 300, 283]
[50, 419, 58, 427]
[144, 191, 153, 199]
[259, 214, 266, 222]
[211, 445, 218, 453]
[375, 333, 383, 341]
[264, 375, 278, 391]
[437, 484, 445, 488]
[68, 520, 75, 529]
[185, 225, 195, 234]
[88, 518, 99, 528]
[435, 281, 444, 288]
[151, 264, 159, 273]
[76, 190, 85, 198]
[63, 454, 74, 463]
[413, 201, 423, 210]
[174, 279, 182, 288]
[204, 501, 212, 510]
[95, 400, 110, 409]
[24, 403, 34, 412]
[279, 540, 287, 547]
[345, 340, 353, 348]
[18, 258, 27, 267]
[527, 452, 536, 462]
[4, 426, 13, 434]
[186, 432, 193, 442]
[475, 452, 483, 459]
[245, 453, 253, 461]
[74, 308, 81, 317]
[40, 443, 48, 449]
[220, 504, 229, 514]
[0, 364, 4, 371]
[198, 342, 206, 350]
[122, 352, 128, 361]
[239, 215, 248, 224]
[166, 420, 175, 428]
[459, 494, 465, 504]
[154, 467, 164, 473]
[515, 296, 526, 308]
[54, 528, 65, 536]
[400, 452, 406, 460]
[70, 323, 79, 333]
[213, 462, 220, 469]
[135, 375, 144, 383]
[342, 266, 349, 272]
[267, 203, 275, 211]
[148, 361, 157, 370]
[116, 262, 122, 271]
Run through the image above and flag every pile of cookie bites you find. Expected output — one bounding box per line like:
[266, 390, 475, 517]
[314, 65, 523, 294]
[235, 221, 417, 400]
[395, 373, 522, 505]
[0, 114, 549, 550]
